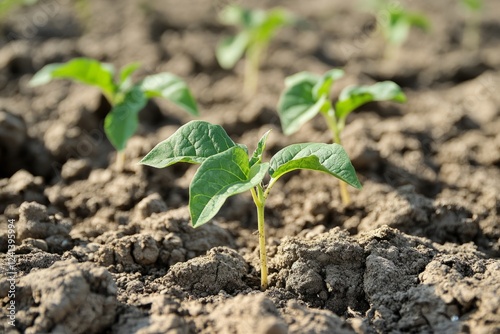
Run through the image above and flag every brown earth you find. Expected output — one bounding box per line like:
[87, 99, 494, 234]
[1, 0, 499, 333]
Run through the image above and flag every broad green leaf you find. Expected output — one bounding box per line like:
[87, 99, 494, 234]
[29, 58, 116, 99]
[462, 0, 482, 11]
[249, 130, 271, 167]
[140, 120, 238, 168]
[140, 73, 198, 116]
[269, 143, 362, 189]
[104, 86, 147, 151]
[216, 32, 250, 69]
[219, 5, 255, 28]
[119, 62, 141, 91]
[0, 0, 37, 19]
[386, 19, 410, 45]
[217, 5, 292, 69]
[190, 146, 269, 227]
[255, 8, 293, 42]
[384, 10, 429, 45]
[335, 81, 406, 119]
[407, 12, 430, 31]
[278, 72, 324, 135]
[219, 5, 283, 31]
[312, 69, 344, 100]
[284, 71, 320, 87]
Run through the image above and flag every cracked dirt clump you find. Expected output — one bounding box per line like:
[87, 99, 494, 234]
[17, 201, 73, 253]
[207, 294, 288, 334]
[419, 248, 500, 334]
[355, 225, 499, 333]
[111, 295, 191, 334]
[162, 247, 249, 296]
[95, 233, 160, 271]
[358, 186, 479, 244]
[7, 260, 117, 334]
[93, 207, 235, 272]
[46, 168, 148, 221]
[0, 170, 45, 215]
[271, 227, 367, 314]
[282, 300, 359, 334]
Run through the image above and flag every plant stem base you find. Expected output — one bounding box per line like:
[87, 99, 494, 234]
[339, 179, 351, 205]
[116, 151, 126, 172]
[257, 200, 268, 290]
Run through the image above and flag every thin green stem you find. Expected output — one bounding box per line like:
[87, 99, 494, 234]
[104, 90, 118, 106]
[321, 108, 351, 205]
[338, 179, 351, 205]
[107, 92, 128, 172]
[263, 177, 278, 199]
[251, 185, 268, 290]
[322, 112, 341, 145]
[244, 43, 264, 97]
[463, 12, 480, 50]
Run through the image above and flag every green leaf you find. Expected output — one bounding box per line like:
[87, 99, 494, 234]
[269, 143, 361, 189]
[277, 72, 323, 135]
[335, 81, 406, 120]
[284, 71, 320, 87]
[104, 86, 147, 151]
[219, 5, 254, 27]
[383, 10, 429, 45]
[29, 58, 116, 100]
[249, 130, 271, 167]
[190, 146, 269, 227]
[387, 19, 410, 45]
[118, 62, 141, 91]
[312, 69, 345, 100]
[254, 8, 293, 42]
[407, 12, 430, 31]
[462, 0, 482, 11]
[140, 120, 239, 168]
[0, 0, 37, 19]
[140, 73, 198, 116]
[217, 5, 293, 70]
[216, 32, 250, 69]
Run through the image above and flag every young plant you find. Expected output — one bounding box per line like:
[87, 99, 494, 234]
[216, 5, 294, 96]
[460, 0, 482, 49]
[29, 58, 198, 171]
[368, 0, 429, 58]
[277, 69, 405, 205]
[0, 0, 37, 20]
[140, 120, 361, 290]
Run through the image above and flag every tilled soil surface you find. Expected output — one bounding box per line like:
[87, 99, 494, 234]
[1, 0, 499, 333]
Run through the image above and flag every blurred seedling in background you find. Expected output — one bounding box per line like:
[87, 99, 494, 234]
[277, 69, 405, 204]
[365, 0, 430, 59]
[140, 120, 361, 290]
[30, 58, 198, 171]
[460, 0, 482, 49]
[0, 0, 37, 20]
[216, 5, 294, 96]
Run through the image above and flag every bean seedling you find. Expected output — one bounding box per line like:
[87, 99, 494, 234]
[140, 120, 361, 290]
[216, 5, 294, 95]
[0, 0, 37, 20]
[29, 58, 198, 171]
[460, 0, 482, 49]
[277, 69, 405, 204]
[367, 0, 429, 58]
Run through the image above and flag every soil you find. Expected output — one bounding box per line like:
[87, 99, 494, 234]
[1, 0, 499, 333]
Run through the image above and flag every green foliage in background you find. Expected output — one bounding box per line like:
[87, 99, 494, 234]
[30, 58, 198, 169]
[216, 5, 294, 95]
[278, 69, 405, 204]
